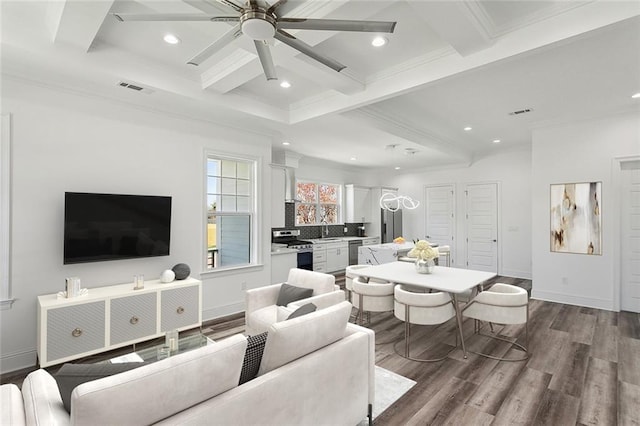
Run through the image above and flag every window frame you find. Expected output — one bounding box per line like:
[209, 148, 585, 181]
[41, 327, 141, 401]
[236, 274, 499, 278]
[0, 114, 12, 310]
[295, 180, 343, 226]
[202, 150, 261, 274]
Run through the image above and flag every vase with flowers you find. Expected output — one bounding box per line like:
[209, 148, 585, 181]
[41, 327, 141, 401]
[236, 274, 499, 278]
[407, 240, 439, 274]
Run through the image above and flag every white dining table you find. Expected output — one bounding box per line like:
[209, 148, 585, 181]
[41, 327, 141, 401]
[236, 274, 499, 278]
[350, 261, 497, 358]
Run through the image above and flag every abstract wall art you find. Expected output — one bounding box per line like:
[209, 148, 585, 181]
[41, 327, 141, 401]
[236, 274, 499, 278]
[550, 182, 602, 254]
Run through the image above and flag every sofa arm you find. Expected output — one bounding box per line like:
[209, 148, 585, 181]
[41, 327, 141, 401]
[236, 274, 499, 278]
[287, 290, 346, 311]
[1, 384, 26, 426]
[21, 369, 69, 426]
[345, 322, 376, 407]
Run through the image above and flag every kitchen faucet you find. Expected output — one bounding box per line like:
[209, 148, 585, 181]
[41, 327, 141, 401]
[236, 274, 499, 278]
[321, 219, 329, 238]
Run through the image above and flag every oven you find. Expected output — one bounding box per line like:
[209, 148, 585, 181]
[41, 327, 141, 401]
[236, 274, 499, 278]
[273, 230, 314, 271]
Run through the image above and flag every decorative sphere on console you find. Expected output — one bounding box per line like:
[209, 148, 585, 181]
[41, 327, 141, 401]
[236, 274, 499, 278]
[172, 263, 191, 280]
[160, 269, 175, 283]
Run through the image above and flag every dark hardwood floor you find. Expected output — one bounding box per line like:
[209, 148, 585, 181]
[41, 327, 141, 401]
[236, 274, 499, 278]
[2, 274, 639, 426]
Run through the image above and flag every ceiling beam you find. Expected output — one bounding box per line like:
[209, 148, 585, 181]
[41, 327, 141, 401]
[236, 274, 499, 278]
[404, 1, 493, 57]
[49, 0, 115, 52]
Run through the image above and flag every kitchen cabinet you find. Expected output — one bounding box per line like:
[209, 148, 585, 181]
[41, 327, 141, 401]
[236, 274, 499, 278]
[326, 241, 349, 272]
[345, 184, 372, 223]
[270, 166, 286, 228]
[362, 237, 380, 246]
[313, 243, 327, 272]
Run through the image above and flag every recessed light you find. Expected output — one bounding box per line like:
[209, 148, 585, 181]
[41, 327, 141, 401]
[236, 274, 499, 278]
[493, 139, 501, 144]
[280, 81, 291, 88]
[372, 36, 388, 47]
[282, 141, 290, 146]
[163, 34, 181, 45]
[350, 157, 357, 161]
[632, 92, 640, 99]
[394, 166, 401, 170]
[464, 127, 472, 131]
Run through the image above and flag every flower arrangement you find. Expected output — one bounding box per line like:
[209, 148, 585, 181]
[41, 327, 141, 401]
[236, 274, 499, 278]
[407, 240, 439, 260]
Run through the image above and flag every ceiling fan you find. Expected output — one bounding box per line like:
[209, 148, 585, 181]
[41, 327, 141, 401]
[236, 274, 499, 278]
[113, 0, 396, 81]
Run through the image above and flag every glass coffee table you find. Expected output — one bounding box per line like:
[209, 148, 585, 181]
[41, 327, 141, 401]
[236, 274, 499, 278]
[109, 333, 214, 364]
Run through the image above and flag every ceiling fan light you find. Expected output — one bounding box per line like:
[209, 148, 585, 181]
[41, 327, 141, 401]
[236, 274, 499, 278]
[163, 34, 181, 44]
[280, 81, 291, 88]
[242, 18, 275, 40]
[372, 36, 387, 47]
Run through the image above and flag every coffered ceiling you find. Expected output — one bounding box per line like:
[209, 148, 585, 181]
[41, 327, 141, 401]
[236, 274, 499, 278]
[2, 1, 639, 171]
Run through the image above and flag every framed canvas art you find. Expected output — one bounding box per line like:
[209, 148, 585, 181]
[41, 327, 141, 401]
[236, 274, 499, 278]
[550, 182, 602, 254]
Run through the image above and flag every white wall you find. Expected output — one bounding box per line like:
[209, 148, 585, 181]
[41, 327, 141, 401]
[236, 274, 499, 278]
[0, 79, 273, 373]
[531, 110, 640, 311]
[383, 149, 533, 278]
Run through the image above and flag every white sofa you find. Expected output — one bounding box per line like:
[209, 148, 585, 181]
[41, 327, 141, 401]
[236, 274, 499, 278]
[2, 301, 375, 426]
[245, 268, 346, 335]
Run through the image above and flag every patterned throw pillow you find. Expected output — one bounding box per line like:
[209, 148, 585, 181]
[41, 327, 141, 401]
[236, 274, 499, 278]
[239, 332, 268, 385]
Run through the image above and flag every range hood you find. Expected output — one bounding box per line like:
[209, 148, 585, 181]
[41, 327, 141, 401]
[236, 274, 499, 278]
[273, 151, 302, 203]
[284, 167, 298, 203]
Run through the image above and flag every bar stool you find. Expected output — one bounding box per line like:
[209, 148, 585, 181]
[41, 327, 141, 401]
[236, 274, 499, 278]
[393, 285, 457, 362]
[462, 283, 529, 361]
[438, 245, 451, 267]
[351, 276, 395, 325]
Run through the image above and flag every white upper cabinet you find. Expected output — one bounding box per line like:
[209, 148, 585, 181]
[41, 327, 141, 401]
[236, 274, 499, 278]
[271, 166, 286, 228]
[345, 184, 372, 223]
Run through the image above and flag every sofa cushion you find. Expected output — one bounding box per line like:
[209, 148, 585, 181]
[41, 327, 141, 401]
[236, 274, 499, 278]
[1, 384, 26, 426]
[286, 303, 317, 320]
[21, 369, 69, 426]
[56, 362, 145, 413]
[276, 283, 313, 306]
[70, 334, 247, 426]
[258, 301, 352, 376]
[238, 332, 268, 385]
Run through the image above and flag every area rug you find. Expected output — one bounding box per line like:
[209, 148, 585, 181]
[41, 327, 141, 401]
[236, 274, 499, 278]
[358, 366, 416, 425]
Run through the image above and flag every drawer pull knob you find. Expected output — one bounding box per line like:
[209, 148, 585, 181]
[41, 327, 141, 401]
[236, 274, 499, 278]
[130, 316, 139, 325]
[71, 328, 83, 337]
[177, 306, 185, 314]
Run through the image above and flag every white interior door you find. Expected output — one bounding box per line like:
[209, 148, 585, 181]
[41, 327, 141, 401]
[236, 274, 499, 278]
[621, 162, 640, 312]
[465, 183, 498, 272]
[424, 184, 455, 265]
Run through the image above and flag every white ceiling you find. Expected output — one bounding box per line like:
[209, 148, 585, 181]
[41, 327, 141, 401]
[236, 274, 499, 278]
[2, 0, 639, 171]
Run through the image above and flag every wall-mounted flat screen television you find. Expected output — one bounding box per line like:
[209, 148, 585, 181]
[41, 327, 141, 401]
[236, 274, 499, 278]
[64, 192, 172, 264]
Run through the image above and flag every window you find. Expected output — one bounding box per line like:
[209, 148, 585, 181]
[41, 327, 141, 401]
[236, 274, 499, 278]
[206, 154, 256, 270]
[295, 181, 341, 225]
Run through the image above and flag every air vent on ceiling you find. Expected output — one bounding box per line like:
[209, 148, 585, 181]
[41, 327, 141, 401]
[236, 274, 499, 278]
[117, 81, 154, 94]
[509, 108, 533, 116]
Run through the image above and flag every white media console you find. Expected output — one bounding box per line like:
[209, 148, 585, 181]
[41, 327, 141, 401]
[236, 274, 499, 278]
[37, 278, 202, 367]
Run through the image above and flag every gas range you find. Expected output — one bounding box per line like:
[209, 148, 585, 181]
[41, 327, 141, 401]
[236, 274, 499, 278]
[272, 230, 313, 251]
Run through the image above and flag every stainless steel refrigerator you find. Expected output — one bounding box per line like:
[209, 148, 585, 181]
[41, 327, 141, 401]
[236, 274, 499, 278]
[381, 208, 403, 243]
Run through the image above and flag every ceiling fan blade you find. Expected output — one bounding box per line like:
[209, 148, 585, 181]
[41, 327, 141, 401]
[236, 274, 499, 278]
[215, 0, 245, 13]
[254, 40, 278, 81]
[266, 0, 288, 15]
[275, 30, 345, 73]
[187, 24, 243, 66]
[112, 13, 239, 22]
[277, 18, 396, 33]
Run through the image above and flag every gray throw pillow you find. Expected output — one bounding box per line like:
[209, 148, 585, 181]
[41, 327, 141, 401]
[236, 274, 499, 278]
[239, 332, 268, 385]
[287, 303, 317, 320]
[56, 362, 145, 413]
[276, 283, 313, 306]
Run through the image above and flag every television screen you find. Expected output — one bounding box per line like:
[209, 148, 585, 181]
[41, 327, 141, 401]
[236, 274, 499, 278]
[64, 192, 172, 264]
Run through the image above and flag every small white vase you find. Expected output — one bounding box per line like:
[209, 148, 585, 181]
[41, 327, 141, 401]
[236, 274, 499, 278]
[415, 258, 435, 274]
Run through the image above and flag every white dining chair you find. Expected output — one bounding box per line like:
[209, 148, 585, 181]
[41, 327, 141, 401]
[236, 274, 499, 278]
[351, 276, 395, 325]
[462, 283, 529, 361]
[393, 285, 457, 362]
[345, 265, 370, 303]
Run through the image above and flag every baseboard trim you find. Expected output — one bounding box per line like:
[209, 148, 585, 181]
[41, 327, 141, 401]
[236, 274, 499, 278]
[1, 348, 37, 375]
[501, 269, 532, 279]
[531, 289, 615, 311]
[202, 302, 244, 322]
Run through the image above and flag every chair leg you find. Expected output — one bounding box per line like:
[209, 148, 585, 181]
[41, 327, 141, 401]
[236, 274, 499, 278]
[393, 305, 456, 363]
[465, 320, 529, 362]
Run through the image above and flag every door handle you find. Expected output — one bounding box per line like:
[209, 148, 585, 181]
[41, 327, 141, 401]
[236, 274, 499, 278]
[492, 239, 497, 242]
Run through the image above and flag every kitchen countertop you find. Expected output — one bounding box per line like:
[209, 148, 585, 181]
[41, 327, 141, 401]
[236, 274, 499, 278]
[307, 236, 379, 244]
